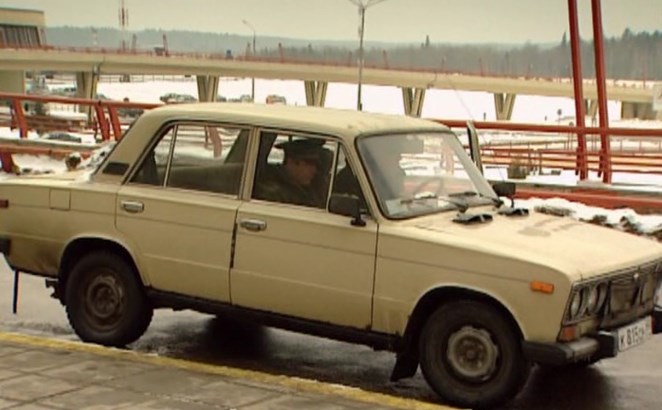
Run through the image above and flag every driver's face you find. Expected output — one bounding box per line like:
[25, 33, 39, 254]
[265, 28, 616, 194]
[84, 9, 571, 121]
[287, 158, 318, 186]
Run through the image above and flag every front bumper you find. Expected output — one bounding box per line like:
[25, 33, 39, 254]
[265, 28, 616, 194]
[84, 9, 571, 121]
[523, 310, 662, 366]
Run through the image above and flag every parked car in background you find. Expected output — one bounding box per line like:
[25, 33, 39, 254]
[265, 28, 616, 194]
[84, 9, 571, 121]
[1, 103, 661, 409]
[266, 94, 287, 105]
[51, 86, 77, 97]
[159, 92, 198, 104]
[40, 131, 97, 145]
[41, 131, 82, 144]
[228, 94, 253, 103]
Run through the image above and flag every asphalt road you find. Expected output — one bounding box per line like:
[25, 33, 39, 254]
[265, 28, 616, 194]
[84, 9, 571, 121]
[1, 263, 661, 410]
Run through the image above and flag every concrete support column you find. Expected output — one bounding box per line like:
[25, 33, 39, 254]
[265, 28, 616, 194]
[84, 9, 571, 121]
[0, 70, 25, 93]
[75, 71, 98, 119]
[493, 93, 516, 121]
[621, 102, 658, 120]
[196, 75, 220, 102]
[640, 103, 655, 120]
[75, 71, 98, 100]
[304, 81, 328, 107]
[401, 87, 425, 117]
[584, 99, 599, 120]
[621, 102, 635, 119]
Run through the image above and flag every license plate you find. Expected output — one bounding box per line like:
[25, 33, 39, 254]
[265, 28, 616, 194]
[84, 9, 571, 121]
[617, 316, 653, 352]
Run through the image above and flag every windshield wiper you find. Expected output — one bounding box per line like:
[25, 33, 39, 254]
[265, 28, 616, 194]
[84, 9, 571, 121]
[442, 196, 469, 213]
[449, 190, 503, 207]
[448, 191, 478, 198]
[401, 194, 469, 213]
[400, 193, 438, 205]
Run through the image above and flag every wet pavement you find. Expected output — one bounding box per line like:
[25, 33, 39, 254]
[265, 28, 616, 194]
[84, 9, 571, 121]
[2, 265, 662, 410]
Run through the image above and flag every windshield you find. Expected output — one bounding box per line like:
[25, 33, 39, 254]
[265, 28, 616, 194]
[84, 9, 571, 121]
[357, 131, 497, 219]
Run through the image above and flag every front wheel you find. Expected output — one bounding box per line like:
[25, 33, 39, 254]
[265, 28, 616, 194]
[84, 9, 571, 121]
[419, 301, 530, 409]
[65, 251, 153, 347]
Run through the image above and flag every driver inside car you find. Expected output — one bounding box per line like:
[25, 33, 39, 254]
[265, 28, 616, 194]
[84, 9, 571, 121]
[254, 138, 330, 208]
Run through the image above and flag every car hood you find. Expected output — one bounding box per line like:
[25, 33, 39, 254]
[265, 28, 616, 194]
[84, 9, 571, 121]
[398, 208, 662, 281]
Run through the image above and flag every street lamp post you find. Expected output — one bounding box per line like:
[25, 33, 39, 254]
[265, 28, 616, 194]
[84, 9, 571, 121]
[349, 0, 388, 111]
[242, 19, 256, 102]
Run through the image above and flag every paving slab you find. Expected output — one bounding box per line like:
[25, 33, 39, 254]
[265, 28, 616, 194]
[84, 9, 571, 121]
[240, 394, 373, 410]
[3, 404, 60, 410]
[0, 343, 30, 358]
[0, 398, 20, 410]
[0, 374, 79, 402]
[0, 349, 79, 373]
[0, 368, 21, 381]
[39, 385, 153, 410]
[41, 357, 153, 384]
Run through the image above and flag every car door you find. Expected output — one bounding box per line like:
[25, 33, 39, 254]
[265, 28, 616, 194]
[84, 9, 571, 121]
[116, 122, 249, 302]
[231, 131, 378, 328]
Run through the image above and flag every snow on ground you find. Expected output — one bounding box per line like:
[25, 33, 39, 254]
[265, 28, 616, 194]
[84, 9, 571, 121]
[0, 154, 66, 180]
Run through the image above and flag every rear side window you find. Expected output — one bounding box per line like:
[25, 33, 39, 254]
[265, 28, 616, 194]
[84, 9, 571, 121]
[130, 123, 249, 196]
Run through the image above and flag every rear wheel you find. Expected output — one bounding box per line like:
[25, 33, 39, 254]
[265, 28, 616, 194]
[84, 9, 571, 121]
[418, 300, 530, 409]
[64, 251, 152, 347]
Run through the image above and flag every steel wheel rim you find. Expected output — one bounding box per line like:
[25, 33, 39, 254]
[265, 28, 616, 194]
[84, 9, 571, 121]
[82, 269, 125, 330]
[446, 325, 499, 382]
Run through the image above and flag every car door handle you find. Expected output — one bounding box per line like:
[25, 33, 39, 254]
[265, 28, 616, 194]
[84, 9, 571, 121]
[121, 200, 144, 214]
[239, 218, 267, 232]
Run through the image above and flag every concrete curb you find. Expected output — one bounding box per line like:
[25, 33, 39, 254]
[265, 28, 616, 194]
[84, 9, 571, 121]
[0, 331, 458, 410]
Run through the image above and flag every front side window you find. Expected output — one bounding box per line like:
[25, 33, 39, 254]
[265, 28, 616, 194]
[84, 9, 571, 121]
[252, 131, 337, 208]
[130, 123, 248, 195]
[331, 147, 366, 207]
[357, 131, 496, 219]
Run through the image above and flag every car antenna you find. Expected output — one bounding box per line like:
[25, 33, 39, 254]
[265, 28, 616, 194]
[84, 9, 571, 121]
[442, 76, 513, 205]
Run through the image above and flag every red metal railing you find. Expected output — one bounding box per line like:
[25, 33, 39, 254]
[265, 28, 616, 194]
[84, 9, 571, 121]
[0, 92, 160, 141]
[436, 119, 662, 179]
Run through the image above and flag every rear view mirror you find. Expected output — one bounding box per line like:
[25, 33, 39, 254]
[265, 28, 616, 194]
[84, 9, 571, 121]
[329, 194, 366, 227]
[492, 182, 516, 198]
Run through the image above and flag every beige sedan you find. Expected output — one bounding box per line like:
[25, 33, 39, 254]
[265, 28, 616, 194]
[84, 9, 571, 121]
[1, 103, 661, 409]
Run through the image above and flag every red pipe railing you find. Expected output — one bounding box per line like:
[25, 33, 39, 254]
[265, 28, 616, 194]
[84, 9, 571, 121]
[0, 92, 160, 141]
[568, 0, 588, 179]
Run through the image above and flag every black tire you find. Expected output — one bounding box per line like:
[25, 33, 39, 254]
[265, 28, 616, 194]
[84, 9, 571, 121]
[418, 300, 530, 409]
[64, 250, 153, 347]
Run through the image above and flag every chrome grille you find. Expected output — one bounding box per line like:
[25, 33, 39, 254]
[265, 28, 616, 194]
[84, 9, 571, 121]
[601, 261, 661, 329]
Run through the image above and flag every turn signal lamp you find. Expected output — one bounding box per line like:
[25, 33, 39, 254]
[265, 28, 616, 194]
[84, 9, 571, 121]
[558, 325, 578, 342]
[530, 281, 554, 294]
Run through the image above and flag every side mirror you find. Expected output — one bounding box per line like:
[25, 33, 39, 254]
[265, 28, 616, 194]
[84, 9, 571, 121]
[329, 194, 366, 227]
[492, 181, 516, 198]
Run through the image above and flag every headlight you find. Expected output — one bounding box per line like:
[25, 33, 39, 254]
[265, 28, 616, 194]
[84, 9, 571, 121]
[569, 290, 583, 319]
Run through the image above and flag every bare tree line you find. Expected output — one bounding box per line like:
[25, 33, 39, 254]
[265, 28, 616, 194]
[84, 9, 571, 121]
[46, 27, 661, 80]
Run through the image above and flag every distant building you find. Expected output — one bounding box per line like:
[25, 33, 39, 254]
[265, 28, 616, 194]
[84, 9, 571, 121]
[0, 7, 47, 94]
[0, 7, 47, 48]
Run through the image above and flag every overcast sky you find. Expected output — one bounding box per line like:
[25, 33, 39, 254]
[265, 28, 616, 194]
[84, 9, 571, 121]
[2, 0, 660, 44]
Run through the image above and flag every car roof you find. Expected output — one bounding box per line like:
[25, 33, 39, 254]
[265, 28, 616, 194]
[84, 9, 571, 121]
[140, 103, 449, 140]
